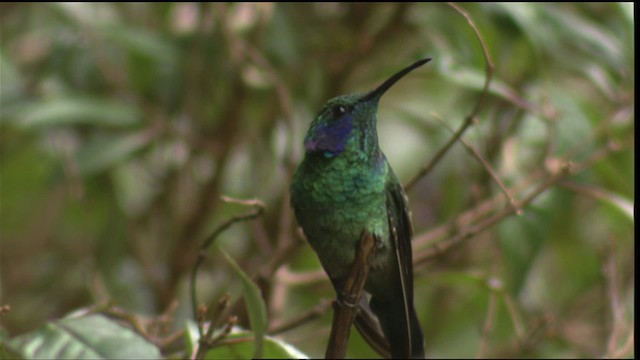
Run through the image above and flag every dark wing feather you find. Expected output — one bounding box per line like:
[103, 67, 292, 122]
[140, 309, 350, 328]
[354, 297, 392, 358]
[385, 174, 418, 356]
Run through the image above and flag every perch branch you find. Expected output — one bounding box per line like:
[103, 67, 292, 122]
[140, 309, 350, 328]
[325, 232, 376, 359]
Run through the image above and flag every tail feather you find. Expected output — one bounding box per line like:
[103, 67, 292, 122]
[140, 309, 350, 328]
[371, 296, 424, 358]
[354, 296, 391, 358]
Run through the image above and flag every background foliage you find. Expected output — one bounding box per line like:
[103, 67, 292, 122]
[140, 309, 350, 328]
[0, 3, 634, 358]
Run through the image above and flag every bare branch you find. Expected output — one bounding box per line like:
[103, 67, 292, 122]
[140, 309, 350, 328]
[189, 197, 265, 351]
[269, 299, 332, 335]
[415, 162, 571, 266]
[432, 112, 520, 214]
[405, 2, 495, 190]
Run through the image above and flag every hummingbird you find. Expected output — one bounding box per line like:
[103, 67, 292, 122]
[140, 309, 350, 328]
[290, 58, 430, 358]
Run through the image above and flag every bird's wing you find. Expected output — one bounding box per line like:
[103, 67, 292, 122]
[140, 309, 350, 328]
[351, 172, 415, 359]
[385, 173, 415, 353]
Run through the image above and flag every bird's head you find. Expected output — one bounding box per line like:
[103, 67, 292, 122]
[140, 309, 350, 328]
[303, 58, 431, 158]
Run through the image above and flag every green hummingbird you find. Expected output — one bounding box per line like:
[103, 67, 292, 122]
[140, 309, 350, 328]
[290, 58, 430, 358]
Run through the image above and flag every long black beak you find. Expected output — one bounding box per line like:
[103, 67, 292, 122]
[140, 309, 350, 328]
[359, 58, 431, 103]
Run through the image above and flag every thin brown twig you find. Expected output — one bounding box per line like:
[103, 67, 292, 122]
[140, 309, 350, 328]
[268, 299, 332, 335]
[206, 236, 306, 344]
[274, 266, 328, 286]
[242, 41, 296, 168]
[0, 304, 11, 316]
[447, 2, 495, 116]
[411, 106, 632, 248]
[412, 169, 545, 249]
[604, 246, 622, 355]
[189, 197, 266, 342]
[101, 304, 153, 339]
[192, 316, 239, 360]
[559, 181, 633, 219]
[194, 292, 230, 346]
[405, 2, 494, 191]
[503, 293, 526, 340]
[415, 162, 571, 265]
[412, 133, 632, 263]
[224, 17, 305, 325]
[476, 284, 497, 358]
[609, 330, 635, 359]
[158, 329, 186, 352]
[164, 2, 252, 310]
[602, 237, 634, 359]
[432, 112, 520, 214]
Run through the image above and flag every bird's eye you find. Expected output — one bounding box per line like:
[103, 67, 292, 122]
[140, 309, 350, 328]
[333, 105, 347, 117]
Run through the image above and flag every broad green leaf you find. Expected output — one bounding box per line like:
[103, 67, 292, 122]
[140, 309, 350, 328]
[6, 314, 161, 359]
[184, 322, 308, 359]
[11, 98, 141, 129]
[219, 247, 267, 359]
[203, 329, 308, 359]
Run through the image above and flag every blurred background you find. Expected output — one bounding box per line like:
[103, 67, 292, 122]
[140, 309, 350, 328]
[0, 3, 634, 358]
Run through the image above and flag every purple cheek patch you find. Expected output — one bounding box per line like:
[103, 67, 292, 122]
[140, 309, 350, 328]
[305, 115, 353, 157]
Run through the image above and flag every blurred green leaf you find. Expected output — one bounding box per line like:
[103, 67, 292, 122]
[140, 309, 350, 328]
[183, 320, 199, 357]
[99, 23, 178, 65]
[619, 2, 633, 24]
[568, 183, 634, 222]
[10, 97, 141, 129]
[436, 61, 526, 108]
[0, 48, 24, 105]
[498, 208, 549, 294]
[6, 314, 161, 359]
[183, 320, 307, 358]
[0, 340, 25, 360]
[219, 247, 267, 359]
[74, 132, 152, 176]
[542, 6, 623, 68]
[203, 330, 308, 359]
[1, 325, 25, 360]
